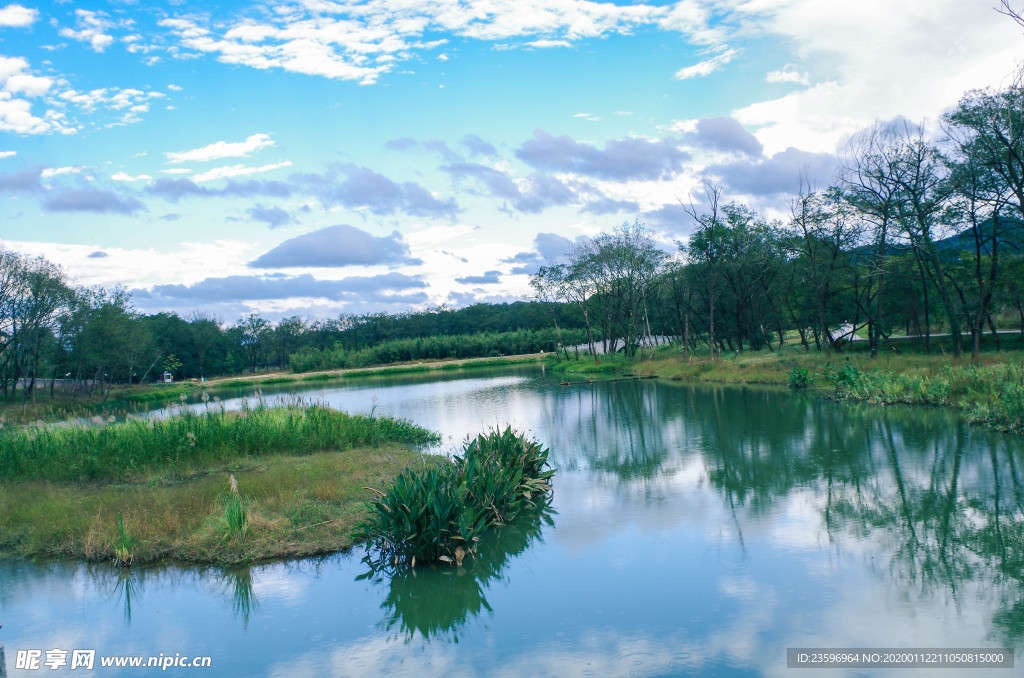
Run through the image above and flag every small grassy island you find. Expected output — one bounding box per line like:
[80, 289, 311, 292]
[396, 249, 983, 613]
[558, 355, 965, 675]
[0, 404, 444, 565]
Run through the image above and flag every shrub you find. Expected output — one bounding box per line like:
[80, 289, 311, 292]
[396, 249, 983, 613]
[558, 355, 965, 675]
[356, 426, 554, 567]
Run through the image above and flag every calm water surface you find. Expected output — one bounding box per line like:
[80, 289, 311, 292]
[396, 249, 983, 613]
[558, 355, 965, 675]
[2, 367, 1022, 677]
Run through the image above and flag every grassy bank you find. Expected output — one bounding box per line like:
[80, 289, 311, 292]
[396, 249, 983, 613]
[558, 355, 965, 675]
[0, 405, 441, 564]
[550, 345, 1024, 434]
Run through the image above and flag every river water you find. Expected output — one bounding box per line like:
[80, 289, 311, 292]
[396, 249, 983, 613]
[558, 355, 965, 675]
[1, 367, 1022, 676]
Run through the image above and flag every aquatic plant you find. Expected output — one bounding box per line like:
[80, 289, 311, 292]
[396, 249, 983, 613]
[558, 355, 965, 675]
[223, 492, 248, 536]
[112, 512, 135, 567]
[787, 366, 811, 389]
[0, 404, 439, 482]
[356, 426, 554, 567]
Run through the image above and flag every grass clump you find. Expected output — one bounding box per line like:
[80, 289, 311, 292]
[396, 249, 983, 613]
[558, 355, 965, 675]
[222, 492, 248, 536]
[0, 404, 439, 482]
[112, 512, 135, 566]
[356, 426, 554, 568]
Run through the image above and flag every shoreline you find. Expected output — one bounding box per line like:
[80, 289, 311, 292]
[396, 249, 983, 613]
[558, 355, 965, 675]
[549, 346, 1024, 434]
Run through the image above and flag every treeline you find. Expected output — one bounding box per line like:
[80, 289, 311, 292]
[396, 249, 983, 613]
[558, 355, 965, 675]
[0, 261, 586, 403]
[289, 328, 588, 372]
[533, 81, 1024, 361]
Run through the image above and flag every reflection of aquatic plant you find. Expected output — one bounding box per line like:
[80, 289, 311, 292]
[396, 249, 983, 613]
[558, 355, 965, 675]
[356, 426, 554, 566]
[112, 567, 139, 622]
[221, 567, 259, 629]
[360, 507, 553, 642]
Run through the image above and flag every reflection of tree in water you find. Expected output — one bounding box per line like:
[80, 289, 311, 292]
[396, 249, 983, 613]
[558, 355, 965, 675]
[361, 508, 552, 642]
[696, 390, 1024, 650]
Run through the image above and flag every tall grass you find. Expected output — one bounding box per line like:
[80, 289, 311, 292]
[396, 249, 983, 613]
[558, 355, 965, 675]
[112, 512, 135, 566]
[829, 361, 1024, 433]
[0, 404, 440, 482]
[223, 493, 248, 535]
[356, 426, 554, 567]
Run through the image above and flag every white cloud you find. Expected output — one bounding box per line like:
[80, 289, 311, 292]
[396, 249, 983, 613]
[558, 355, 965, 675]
[674, 47, 737, 80]
[527, 39, 573, 48]
[0, 91, 52, 134]
[0, 4, 37, 28]
[160, 168, 192, 174]
[58, 9, 118, 53]
[729, 0, 1024, 154]
[0, 55, 28, 81]
[158, 0, 723, 84]
[4, 73, 53, 97]
[41, 166, 86, 178]
[166, 133, 276, 164]
[0, 150, 15, 158]
[112, 171, 152, 182]
[191, 160, 292, 182]
[765, 65, 808, 85]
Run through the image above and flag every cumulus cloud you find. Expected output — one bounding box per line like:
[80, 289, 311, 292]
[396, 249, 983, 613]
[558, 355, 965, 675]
[642, 203, 692, 232]
[423, 139, 459, 161]
[0, 166, 42, 192]
[294, 164, 457, 218]
[516, 130, 689, 181]
[707, 147, 837, 197]
[146, 176, 292, 201]
[461, 133, 496, 157]
[166, 133, 275, 164]
[42, 185, 145, 215]
[58, 9, 118, 52]
[579, 197, 640, 215]
[0, 4, 37, 27]
[730, 0, 1024, 154]
[766, 65, 809, 85]
[455, 270, 501, 284]
[246, 204, 293, 228]
[249, 224, 422, 268]
[140, 272, 427, 303]
[502, 232, 579, 274]
[442, 162, 578, 213]
[687, 117, 763, 157]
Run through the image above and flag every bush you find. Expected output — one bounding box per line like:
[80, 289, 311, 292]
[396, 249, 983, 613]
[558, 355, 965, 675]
[355, 426, 554, 567]
[787, 367, 811, 389]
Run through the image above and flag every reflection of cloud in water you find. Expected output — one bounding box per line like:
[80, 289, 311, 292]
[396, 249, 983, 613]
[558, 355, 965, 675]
[276, 625, 785, 678]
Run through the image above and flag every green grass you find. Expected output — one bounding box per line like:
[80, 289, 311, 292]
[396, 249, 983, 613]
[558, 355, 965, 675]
[554, 342, 1024, 434]
[0, 403, 439, 482]
[0, 445, 433, 564]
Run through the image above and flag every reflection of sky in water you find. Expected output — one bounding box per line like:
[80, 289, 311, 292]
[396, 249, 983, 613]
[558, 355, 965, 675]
[2, 370, 1022, 677]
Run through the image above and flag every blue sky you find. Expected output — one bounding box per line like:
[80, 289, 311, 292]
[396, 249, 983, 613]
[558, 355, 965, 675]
[1, 0, 1022, 321]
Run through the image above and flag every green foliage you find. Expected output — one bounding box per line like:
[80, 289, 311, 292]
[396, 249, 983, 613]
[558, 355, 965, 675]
[818, 362, 861, 388]
[787, 367, 811, 389]
[0, 404, 440, 482]
[289, 328, 587, 373]
[222, 493, 248, 535]
[112, 512, 135, 566]
[356, 426, 554, 567]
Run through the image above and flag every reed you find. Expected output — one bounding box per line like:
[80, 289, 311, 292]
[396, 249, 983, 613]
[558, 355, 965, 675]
[112, 512, 135, 566]
[0, 404, 439, 482]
